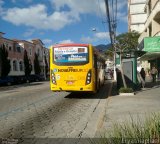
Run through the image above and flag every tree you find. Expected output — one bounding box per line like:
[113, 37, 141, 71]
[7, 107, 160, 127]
[116, 31, 140, 88]
[34, 53, 41, 75]
[44, 55, 49, 77]
[0, 44, 11, 77]
[105, 47, 114, 60]
[105, 31, 140, 88]
[24, 50, 32, 76]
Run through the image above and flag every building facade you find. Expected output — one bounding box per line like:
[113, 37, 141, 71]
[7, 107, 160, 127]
[128, 0, 160, 77]
[138, 0, 160, 76]
[128, 0, 147, 33]
[138, 0, 160, 43]
[0, 32, 49, 78]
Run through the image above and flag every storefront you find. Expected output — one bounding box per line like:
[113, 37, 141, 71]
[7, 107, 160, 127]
[139, 36, 160, 77]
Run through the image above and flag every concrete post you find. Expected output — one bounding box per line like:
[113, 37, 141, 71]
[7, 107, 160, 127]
[133, 55, 137, 85]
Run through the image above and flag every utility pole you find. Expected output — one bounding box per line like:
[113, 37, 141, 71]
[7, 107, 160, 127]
[104, 0, 117, 81]
[104, 0, 113, 45]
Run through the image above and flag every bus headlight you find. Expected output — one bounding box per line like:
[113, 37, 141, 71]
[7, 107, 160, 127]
[85, 69, 91, 85]
[51, 70, 57, 85]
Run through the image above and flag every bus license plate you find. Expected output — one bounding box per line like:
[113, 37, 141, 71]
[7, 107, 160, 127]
[67, 81, 74, 85]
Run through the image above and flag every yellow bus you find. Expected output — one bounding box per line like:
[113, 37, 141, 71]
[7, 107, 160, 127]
[50, 43, 105, 93]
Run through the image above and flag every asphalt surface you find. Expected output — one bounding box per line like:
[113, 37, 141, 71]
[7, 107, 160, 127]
[0, 80, 112, 144]
[1, 78, 160, 143]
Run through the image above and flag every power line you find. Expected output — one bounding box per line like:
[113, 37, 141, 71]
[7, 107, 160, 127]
[104, 0, 113, 45]
[96, 0, 110, 44]
[104, 0, 118, 81]
[104, 0, 117, 44]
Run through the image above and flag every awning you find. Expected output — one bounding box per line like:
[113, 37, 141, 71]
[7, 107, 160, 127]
[138, 52, 160, 61]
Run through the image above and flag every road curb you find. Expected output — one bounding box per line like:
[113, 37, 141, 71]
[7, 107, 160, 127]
[81, 98, 106, 138]
[119, 92, 135, 96]
[81, 82, 113, 138]
[67, 99, 99, 138]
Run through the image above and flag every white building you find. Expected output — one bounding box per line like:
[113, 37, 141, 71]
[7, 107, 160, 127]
[138, 0, 160, 76]
[128, 0, 147, 33]
[128, 0, 160, 76]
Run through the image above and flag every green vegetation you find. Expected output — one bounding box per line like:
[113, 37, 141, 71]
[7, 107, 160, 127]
[0, 44, 11, 77]
[119, 87, 133, 93]
[34, 53, 41, 75]
[24, 49, 32, 76]
[93, 113, 160, 144]
[105, 31, 140, 89]
[44, 55, 49, 77]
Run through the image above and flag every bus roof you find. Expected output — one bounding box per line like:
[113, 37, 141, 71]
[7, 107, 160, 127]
[52, 43, 90, 48]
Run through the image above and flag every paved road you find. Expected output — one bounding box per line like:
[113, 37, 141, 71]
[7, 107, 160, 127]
[0, 81, 112, 143]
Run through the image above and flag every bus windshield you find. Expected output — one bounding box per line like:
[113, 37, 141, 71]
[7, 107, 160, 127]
[53, 46, 89, 65]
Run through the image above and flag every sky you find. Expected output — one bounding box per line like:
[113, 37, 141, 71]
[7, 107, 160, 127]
[0, 0, 128, 48]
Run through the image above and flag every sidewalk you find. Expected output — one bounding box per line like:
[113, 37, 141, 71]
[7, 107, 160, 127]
[95, 79, 160, 137]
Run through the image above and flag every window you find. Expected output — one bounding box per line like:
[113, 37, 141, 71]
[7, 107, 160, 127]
[13, 46, 16, 52]
[19, 61, 23, 71]
[37, 49, 40, 56]
[21, 48, 24, 52]
[148, 0, 151, 14]
[5, 43, 8, 48]
[9, 46, 12, 51]
[53, 46, 89, 66]
[149, 24, 152, 36]
[29, 48, 32, 56]
[13, 60, 18, 71]
[17, 47, 21, 53]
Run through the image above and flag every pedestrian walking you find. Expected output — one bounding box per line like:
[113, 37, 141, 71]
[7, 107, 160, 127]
[140, 68, 146, 88]
[109, 69, 113, 79]
[140, 68, 146, 81]
[151, 66, 158, 82]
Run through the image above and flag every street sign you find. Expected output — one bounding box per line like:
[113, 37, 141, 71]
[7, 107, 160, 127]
[144, 36, 160, 52]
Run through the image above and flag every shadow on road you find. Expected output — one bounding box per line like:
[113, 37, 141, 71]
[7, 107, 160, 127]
[136, 81, 160, 93]
[109, 81, 118, 97]
[64, 82, 111, 99]
[109, 80, 160, 96]
[145, 81, 160, 88]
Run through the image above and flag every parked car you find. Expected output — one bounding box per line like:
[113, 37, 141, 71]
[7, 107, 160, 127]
[34, 75, 45, 81]
[25, 75, 45, 83]
[0, 75, 45, 86]
[13, 76, 27, 84]
[0, 76, 15, 86]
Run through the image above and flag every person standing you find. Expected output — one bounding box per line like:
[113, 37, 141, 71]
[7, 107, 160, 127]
[109, 69, 113, 79]
[140, 68, 145, 88]
[151, 67, 158, 82]
[140, 68, 146, 81]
